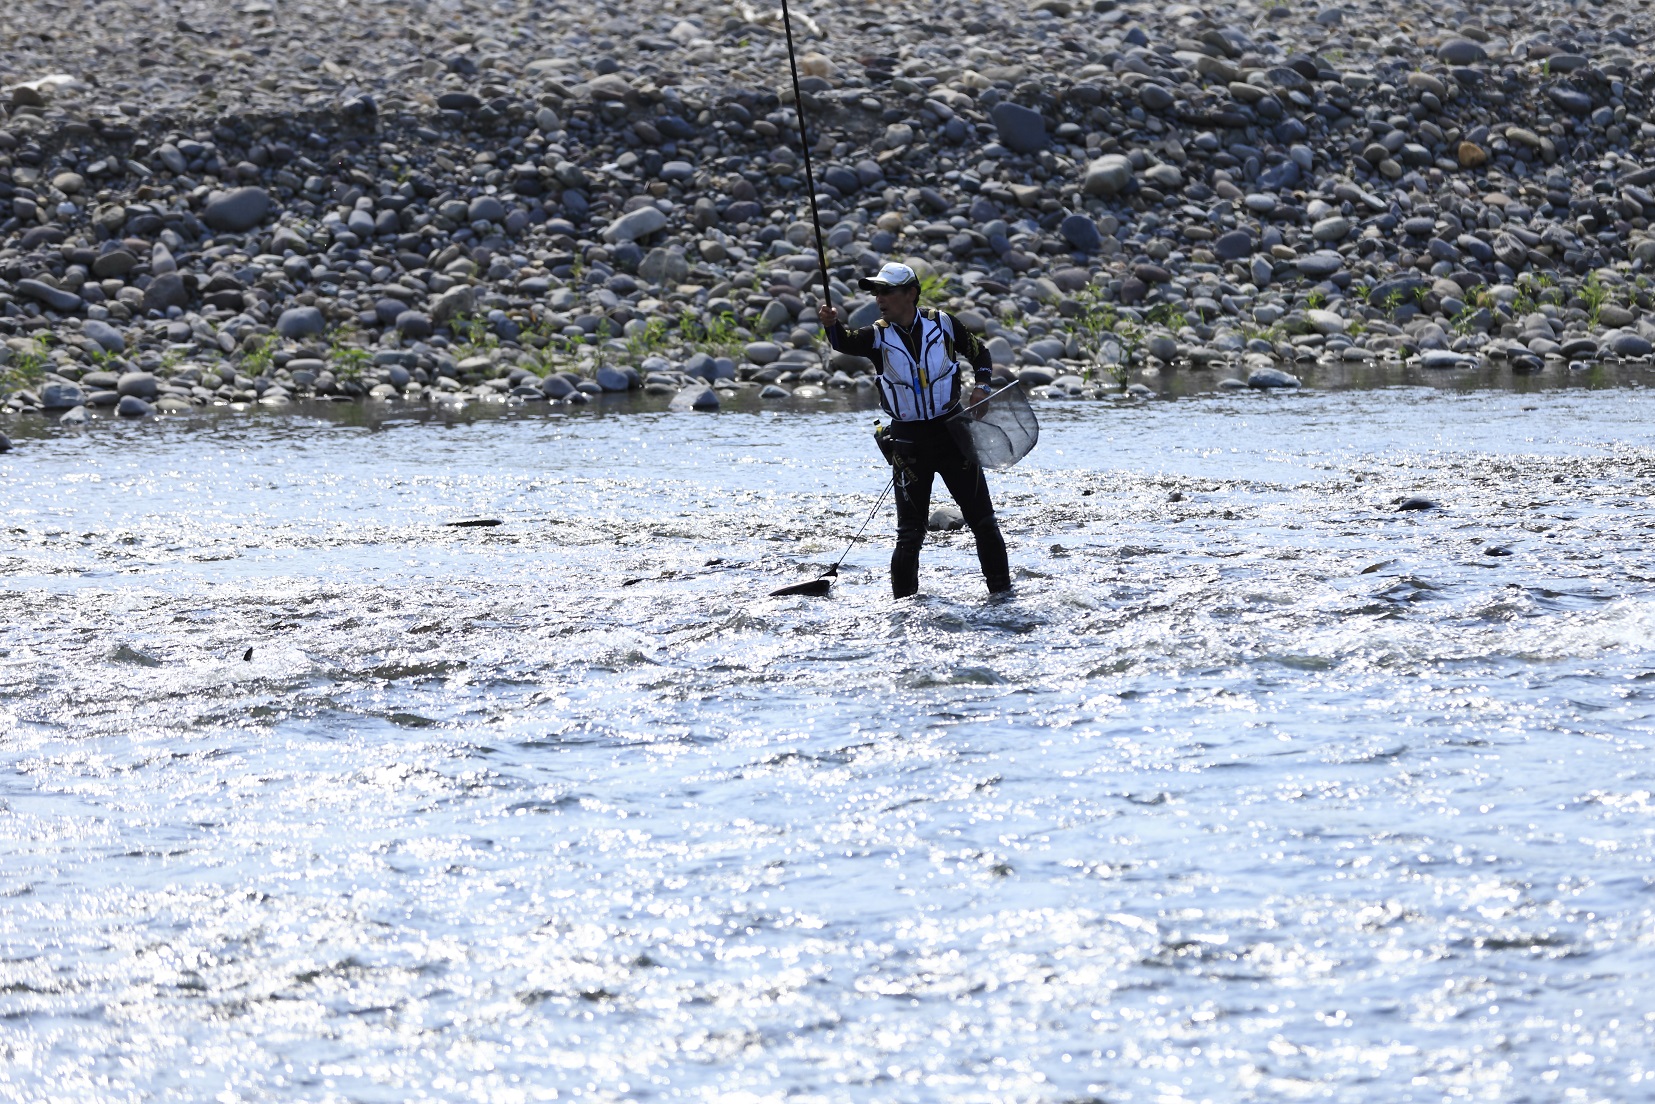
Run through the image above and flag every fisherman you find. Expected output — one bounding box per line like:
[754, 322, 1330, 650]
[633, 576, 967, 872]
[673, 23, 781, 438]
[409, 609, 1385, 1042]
[817, 262, 1012, 598]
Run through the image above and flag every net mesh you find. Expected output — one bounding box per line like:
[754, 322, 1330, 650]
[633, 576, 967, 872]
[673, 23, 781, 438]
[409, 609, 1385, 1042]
[949, 382, 1040, 470]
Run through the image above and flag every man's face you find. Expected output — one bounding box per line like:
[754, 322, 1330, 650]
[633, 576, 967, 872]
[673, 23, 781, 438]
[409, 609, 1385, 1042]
[874, 285, 919, 325]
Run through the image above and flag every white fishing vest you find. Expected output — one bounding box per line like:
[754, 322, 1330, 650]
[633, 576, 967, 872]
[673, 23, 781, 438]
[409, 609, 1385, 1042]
[873, 309, 964, 422]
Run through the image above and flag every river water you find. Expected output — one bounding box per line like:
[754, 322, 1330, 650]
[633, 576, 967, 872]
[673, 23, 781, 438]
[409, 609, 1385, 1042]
[3, 379, 1654, 1103]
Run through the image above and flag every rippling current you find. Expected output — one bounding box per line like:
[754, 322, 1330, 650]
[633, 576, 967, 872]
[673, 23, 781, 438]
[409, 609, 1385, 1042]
[4, 382, 1655, 1103]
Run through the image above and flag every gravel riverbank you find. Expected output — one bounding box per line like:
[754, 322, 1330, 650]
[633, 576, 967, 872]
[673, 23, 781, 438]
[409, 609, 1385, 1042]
[1, 0, 1654, 431]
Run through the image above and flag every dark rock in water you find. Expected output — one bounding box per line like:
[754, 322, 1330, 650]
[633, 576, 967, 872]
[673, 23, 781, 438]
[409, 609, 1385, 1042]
[1609, 332, 1654, 357]
[202, 187, 271, 232]
[116, 395, 154, 417]
[1484, 545, 1513, 557]
[1510, 353, 1544, 374]
[0, 432, 10, 452]
[595, 365, 632, 392]
[1059, 213, 1101, 252]
[668, 384, 719, 411]
[1396, 497, 1438, 511]
[990, 101, 1046, 153]
[243, 647, 253, 662]
[1247, 367, 1300, 389]
[928, 506, 965, 531]
[40, 382, 84, 409]
[277, 306, 326, 339]
[540, 374, 575, 399]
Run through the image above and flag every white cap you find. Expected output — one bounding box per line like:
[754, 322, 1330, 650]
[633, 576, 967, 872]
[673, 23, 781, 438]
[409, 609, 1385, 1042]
[858, 261, 918, 292]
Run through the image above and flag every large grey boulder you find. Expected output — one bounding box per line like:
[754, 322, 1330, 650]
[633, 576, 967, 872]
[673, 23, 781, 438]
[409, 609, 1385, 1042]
[81, 319, 126, 353]
[668, 384, 719, 411]
[143, 273, 189, 312]
[602, 206, 668, 244]
[17, 279, 82, 313]
[431, 286, 476, 328]
[202, 187, 271, 233]
[1083, 155, 1133, 196]
[639, 247, 689, 285]
[275, 306, 326, 339]
[116, 371, 159, 399]
[990, 101, 1047, 153]
[40, 381, 84, 410]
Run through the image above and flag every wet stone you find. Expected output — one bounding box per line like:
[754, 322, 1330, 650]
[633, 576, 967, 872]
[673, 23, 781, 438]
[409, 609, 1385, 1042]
[1248, 367, 1301, 389]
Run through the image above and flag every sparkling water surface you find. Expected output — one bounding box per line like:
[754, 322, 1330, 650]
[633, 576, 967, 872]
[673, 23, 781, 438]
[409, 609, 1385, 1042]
[3, 384, 1654, 1103]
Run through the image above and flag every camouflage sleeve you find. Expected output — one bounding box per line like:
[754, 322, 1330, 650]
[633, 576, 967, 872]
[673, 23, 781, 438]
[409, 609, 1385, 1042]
[950, 315, 995, 382]
[826, 321, 878, 360]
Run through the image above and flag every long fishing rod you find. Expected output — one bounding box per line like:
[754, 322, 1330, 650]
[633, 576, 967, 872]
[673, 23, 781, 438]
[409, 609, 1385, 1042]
[779, 0, 833, 310]
[769, 476, 894, 597]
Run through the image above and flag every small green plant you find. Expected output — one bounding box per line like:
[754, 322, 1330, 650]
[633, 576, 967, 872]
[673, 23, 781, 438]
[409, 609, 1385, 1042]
[88, 347, 121, 370]
[917, 271, 954, 307]
[449, 312, 500, 359]
[1144, 303, 1188, 330]
[1580, 273, 1611, 326]
[1382, 288, 1405, 319]
[681, 309, 745, 359]
[625, 316, 670, 361]
[1450, 301, 1481, 335]
[0, 337, 51, 391]
[1350, 282, 1371, 303]
[1306, 288, 1328, 310]
[240, 332, 280, 376]
[331, 346, 371, 381]
[1058, 285, 1159, 389]
[1240, 321, 1285, 344]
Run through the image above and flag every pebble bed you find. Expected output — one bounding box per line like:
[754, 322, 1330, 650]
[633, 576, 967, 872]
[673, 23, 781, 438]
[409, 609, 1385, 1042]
[2, 0, 1655, 441]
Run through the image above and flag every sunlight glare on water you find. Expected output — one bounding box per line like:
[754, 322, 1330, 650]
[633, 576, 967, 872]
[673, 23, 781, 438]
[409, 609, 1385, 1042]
[3, 387, 1655, 1102]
